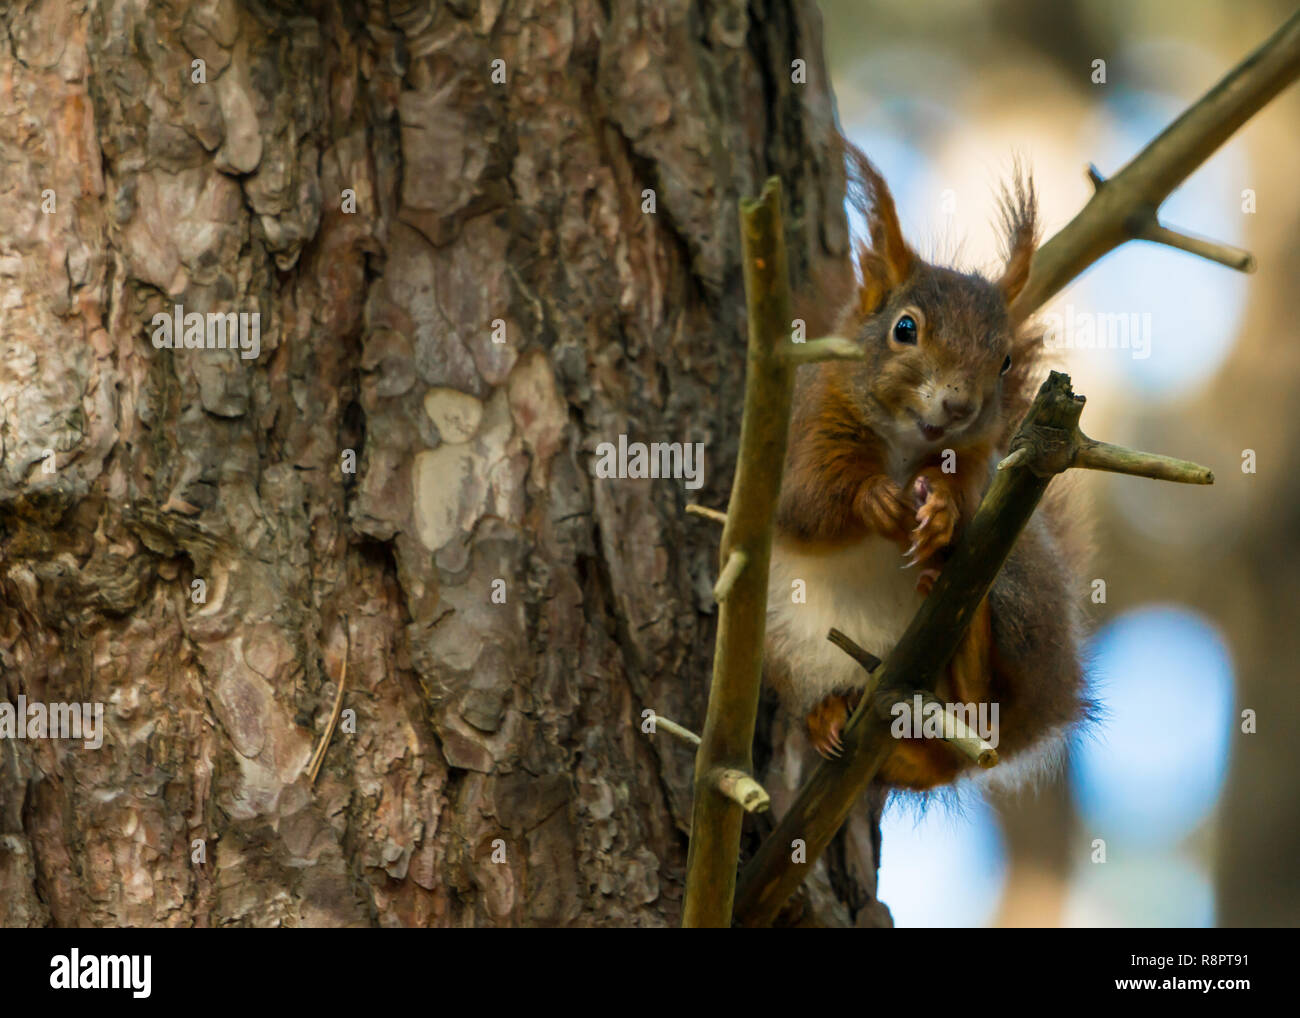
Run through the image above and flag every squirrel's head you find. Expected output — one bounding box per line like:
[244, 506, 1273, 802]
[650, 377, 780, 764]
[835, 146, 1039, 457]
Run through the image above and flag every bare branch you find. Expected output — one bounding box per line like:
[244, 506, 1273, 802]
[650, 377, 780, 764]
[996, 447, 1030, 472]
[1134, 219, 1255, 273]
[826, 627, 882, 672]
[712, 550, 749, 603]
[711, 768, 771, 814]
[682, 177, 796, 928]
[1073, 437, 1215, 484]
[686, 503, 728, 525]
[651, 714, 702, 747]
[782, 336, 864, 365]
[898, 691, 999, 768]
[1011, 8, 1300, 319]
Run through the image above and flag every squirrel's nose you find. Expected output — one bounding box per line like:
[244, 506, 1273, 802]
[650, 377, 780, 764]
[941, 398, 974, 424]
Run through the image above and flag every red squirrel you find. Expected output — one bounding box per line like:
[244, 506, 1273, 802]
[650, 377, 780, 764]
[765, 141, 1090, 791]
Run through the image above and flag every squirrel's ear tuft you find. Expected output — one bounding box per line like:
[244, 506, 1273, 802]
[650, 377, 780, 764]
[856, 244, 889, 316]
[996, 164, 1038, 305]
[844, 141, 916, 295]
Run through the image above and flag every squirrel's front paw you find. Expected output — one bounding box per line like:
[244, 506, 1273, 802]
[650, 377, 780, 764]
[854, 475, 912, 542]
[906, 474, 957, 570]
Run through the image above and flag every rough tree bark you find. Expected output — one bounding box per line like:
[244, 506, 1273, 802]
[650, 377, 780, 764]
[0, 0, 878, 926]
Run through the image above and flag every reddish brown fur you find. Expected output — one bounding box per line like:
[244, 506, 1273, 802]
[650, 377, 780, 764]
[773, 138, 1087, 791]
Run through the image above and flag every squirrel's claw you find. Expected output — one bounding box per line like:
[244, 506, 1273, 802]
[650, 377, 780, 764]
[907, 475, 958, 567]
[906, 526, 945, 566]
[813, 725, 844, 759]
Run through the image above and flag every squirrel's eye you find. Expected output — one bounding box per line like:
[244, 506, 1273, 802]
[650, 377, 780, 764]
[1000, 354, 1012, 375]
[893, 315, 918, 345]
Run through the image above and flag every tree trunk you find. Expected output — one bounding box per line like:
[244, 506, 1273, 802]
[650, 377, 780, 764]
[0, 0, 881, 927]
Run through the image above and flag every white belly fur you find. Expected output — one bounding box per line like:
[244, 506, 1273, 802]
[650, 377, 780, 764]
[765, 534, 924, 717]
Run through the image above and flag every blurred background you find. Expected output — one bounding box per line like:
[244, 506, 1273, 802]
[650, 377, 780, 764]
[817, 0, 1300, 927]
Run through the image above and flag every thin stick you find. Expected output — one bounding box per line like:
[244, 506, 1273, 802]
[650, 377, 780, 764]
[996, 447, 1030, 472]
[711, 768, 771, 813]
[782, 336, 864, 365]
[938, 706, 999, 768]
[682, 177, 796, 928]
[686, 503, 728, 526]
[308, 615, 349, 786]
[1074, 437, 1215, 484]
[826, 628, 882, 673]
[876, 690, 999, 768]
[1087, 166, 1254, 272]
[712, 550, 748, 603]
[652, 714, 703, 747]
[1136, 220, 1255, 273]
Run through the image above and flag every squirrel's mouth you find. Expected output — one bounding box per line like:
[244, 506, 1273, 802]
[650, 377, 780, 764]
[908, 411, 946, 442]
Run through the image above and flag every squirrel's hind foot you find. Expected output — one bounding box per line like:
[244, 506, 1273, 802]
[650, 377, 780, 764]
[805, 690, 864, 759]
